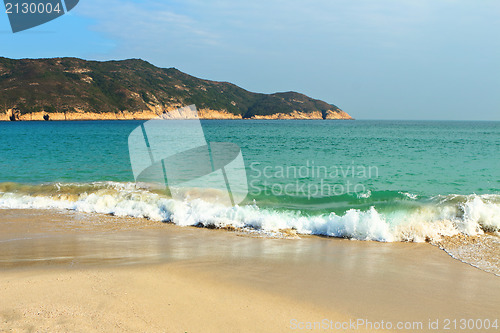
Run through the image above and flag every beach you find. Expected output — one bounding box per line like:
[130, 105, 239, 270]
[0, 119, 499, 332]
[1, 209, 499, 332]
[1, 0, 499, 330]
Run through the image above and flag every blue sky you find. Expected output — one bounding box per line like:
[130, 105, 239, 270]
[1, 0, 499, 120]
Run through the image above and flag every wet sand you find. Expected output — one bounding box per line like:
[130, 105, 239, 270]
[0, 209, 499, 332]
[432, 234, 500, 276]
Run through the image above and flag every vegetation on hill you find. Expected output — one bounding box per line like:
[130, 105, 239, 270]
[0, 57, 347, 119]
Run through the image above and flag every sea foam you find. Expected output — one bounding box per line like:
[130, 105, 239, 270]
[0, 182, 499, 243]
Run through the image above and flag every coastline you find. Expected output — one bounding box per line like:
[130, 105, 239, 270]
[0, 109, 354, 121]
[1, 209, 498, 332]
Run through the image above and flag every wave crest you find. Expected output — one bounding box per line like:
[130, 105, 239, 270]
[0, 182, 499, 242]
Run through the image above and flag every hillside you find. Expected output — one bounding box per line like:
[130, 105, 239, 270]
[0, 57, 352, 120]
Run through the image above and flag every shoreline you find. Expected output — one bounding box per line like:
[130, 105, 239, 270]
[0, 109, 354, 121]
[0, 116, 355, 121]
[0, 118, 355, 121]
[1, 209, 498, 332]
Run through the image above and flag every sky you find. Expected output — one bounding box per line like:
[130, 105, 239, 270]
[1, 0, 499, 120]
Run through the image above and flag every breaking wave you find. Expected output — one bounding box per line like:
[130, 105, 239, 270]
[0, 182, 499, 243]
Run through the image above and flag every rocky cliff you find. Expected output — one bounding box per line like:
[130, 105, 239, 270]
[0, 57, 353, 120]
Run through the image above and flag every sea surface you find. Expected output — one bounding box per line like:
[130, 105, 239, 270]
[0, 120, 499, 245]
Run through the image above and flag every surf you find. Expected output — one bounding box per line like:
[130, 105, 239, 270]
[1, 181, 498, 243]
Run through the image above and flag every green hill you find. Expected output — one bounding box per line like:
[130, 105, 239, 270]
[0, 57, 351, 120]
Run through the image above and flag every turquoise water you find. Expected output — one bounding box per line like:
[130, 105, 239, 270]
[0, 120, 499, 242]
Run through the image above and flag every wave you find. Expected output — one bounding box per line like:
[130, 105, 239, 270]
[0, 182, 499, 242]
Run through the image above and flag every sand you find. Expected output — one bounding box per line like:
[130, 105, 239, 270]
[0, 209, 499, 332]
[432, 234, 500, 276]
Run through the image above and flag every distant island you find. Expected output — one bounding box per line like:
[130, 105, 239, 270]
[0, 57, 352, 121]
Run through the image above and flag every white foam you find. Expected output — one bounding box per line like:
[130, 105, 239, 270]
[461, 195, 500, 233]
[356, 190, 372, 199]
[0, 183, 499, 243]
[400, 192, 418, 200]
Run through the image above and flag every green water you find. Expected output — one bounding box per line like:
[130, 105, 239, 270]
[1, 120, 498, 190]
[0, 120, 498, 242]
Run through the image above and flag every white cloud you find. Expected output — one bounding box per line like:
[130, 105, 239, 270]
[75, 0, 220, 56]
[70, 0, 500, 120]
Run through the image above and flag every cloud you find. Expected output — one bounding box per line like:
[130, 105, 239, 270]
[75, 0, 430, 55]
[75, 0, 220, 57]
[70, 0, 500, 120]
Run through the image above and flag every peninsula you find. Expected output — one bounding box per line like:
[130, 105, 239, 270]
[0, 57, 352, 121]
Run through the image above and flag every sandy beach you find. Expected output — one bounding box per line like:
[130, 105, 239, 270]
[0, 209, 498, 332]
[1, 0, 499, 331]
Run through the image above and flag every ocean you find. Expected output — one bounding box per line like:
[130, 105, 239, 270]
[0, 120, 499, 246]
